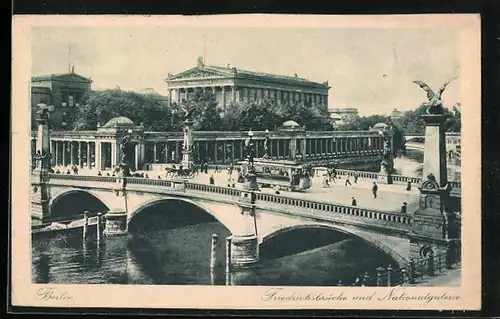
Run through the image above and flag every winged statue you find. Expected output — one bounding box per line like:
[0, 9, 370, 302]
[413, 78, 457, 114]
[36, 104, 55, 121]
[180, 104, 196, 120]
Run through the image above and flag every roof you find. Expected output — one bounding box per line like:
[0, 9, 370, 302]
[31, 72, 92, 83]
[370, 122, 389, 131]
[102, 116, 135, 128]
[167, 64, 329, 89]
[31, 86, 51, 93]
[282, 120, 301, 128]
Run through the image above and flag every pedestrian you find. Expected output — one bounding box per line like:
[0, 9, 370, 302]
[406, 181, 412, 191]
[353, 172, 358, 184]
[351, 197, 357, 206]
[66, 169, 71, 174]
[274, 184, 281, 195]
[204, 162, 208, 174]
[345, 176, 352, 186]
[372, 182, 378, 198]
[231, 178, 235, 188]
[401, 202, 408, 214]
[209, 174, 215, 185]
[215, 165, 219, 173]
[97, 171, 102, 176]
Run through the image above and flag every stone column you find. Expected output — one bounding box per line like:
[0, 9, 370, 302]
[231, 141, 235, 162]
[176, 89, 180, 102]
[213, 141, 218, 164]
[221, 86, 226, 112]
[409, 113, 452, 260]
[54, 141, 59, 166]
[290, 136, 297, 160]
[95, 141, 101, 170]
[168, 89, 172, 106]
[86, 142, 90, 167]
[31, 114, 52, 224]
[230, 191, 259, 268]
[153, 142, 157, 164]
[232, 86, 236, 104]
[111, 143, 117, 168]
[77, 142, 82, 167]
[61, 142, 67, 166]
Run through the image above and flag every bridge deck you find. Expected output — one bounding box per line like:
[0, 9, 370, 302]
[191, 170, 419, 214]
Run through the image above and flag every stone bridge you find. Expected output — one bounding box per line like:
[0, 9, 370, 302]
[32, 173, 427, 269]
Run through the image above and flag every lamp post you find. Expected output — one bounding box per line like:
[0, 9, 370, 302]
[378, 126, 394, 184]
[263, 129, 270, 158]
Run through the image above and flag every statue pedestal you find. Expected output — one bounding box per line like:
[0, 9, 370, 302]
[378, 165, 393, 184]
[408, 113, 454, 260]
[181, 120, 194, 170]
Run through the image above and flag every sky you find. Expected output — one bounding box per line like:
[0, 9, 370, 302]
[31, 26, 460, 116]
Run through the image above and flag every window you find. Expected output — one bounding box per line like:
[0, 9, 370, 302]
[68, 95, 74, 107]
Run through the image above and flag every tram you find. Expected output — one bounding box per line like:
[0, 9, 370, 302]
[239, 159, 313, 191]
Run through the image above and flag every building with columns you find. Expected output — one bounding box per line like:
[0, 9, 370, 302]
[166, 57, 330, 112]
[32, 117, 389, 172]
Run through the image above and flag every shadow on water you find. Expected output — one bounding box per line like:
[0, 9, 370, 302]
[230, 238, 397, 286]
[259, 228, 350, 261]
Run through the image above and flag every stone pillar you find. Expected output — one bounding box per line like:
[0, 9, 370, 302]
[111, 143, 117, 168]
[231, 86, 236, 104]
[135, 143, 141, 170]
[182, 120, 194, 169]
[408, 113, 452, 259]
[168, 89, 172, 106]
[103, 210, 128, 236]
[31, 114, 51, 225]
[69, 142, 74, 165]
[289, 137, 297, 160]
[54, 141, 59, 166]
[78, 142, 83, 167]
[153, 142, 157, 163]
[176, 89, 180, 102]
[94, 142, 101, 170]
[231, 191, 259, 268]
[221, 86, 226, 112]
[86, 142, 91, 167]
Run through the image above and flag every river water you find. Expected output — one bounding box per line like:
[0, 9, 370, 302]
[31, 150, 460, 286]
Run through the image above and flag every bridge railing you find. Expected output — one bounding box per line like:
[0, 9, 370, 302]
[345, 240, 462, 287]
[49, 174, 118, 183]
[253, 192, 413, 227]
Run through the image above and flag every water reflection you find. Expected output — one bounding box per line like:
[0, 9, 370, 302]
[32, 221, 396, 286]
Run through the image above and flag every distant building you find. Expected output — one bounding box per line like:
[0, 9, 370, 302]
[328, 107, 359, 125]
[390, 108, 404, 121]
[165, 57, 330, 112]
[31, 69, 93, 129]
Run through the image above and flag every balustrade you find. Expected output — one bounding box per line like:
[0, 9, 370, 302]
[47, 173, 417, 227]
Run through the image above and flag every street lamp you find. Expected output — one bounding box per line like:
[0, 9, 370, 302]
[171, 109, 175, 129]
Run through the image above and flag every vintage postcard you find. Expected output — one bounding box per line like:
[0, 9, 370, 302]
[11, 14, 481, 310]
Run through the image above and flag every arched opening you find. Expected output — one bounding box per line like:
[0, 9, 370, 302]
[49, 190, 109, 220]
[125, 199, 232, 285]
[257, 226, 400, 286]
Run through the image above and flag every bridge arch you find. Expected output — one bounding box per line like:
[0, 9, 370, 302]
[127, 197, 237, 235]
[49, 188, 111, 219]
[261, 224, 407, 268]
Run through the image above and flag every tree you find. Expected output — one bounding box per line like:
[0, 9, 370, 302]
[180, 88, 222, 131]
[72, 89, 177, 131]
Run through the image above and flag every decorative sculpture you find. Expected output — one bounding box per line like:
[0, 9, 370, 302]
[413, 78, 457, 114]
[263, 129, 270, 158]
[244, 130, 255, 167]
[36, 104, 55, 121]
[179, 104, 196, 121]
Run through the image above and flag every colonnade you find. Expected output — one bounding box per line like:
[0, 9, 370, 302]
[168, 86, 328, 111]
[32, 134, 385, 171]
[143, 135, 384, 165]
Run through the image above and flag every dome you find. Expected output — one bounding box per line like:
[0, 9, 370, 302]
[370, 122, 389, 131]
[282, 120, 301, 128]
[103, 116, 135, 128]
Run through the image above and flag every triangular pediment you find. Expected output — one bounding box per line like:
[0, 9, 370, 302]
[168, 67, 229, 81]
[53, 73, 92, 83]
